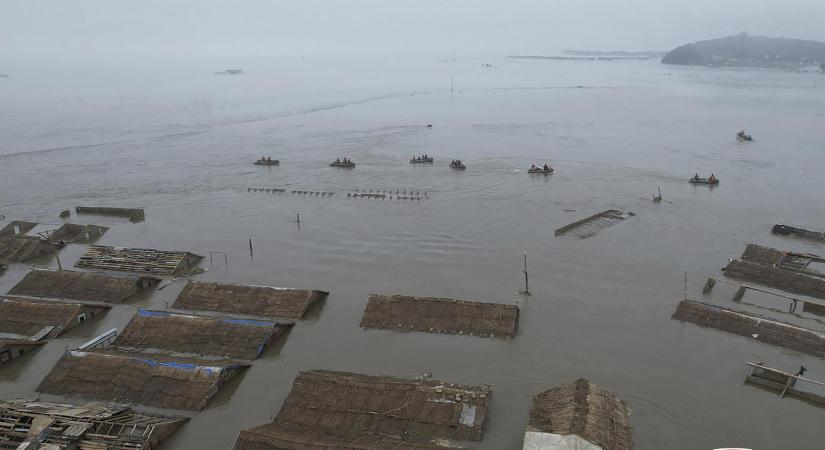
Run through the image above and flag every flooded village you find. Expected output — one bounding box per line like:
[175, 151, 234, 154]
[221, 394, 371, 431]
[2, 8, 825, 445]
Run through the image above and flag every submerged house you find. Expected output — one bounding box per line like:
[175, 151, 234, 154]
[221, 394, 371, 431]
[0, 340, 44, 367]
[37, 349, 249, 411]
[0, 297, 109, 367]
[672, 299, 825, 357]
[115, 309, 291, 360]
[75, 206, 145, 222]
[8, 269, 159, 304]
[0, 399, 186, 449]
[49, 223, 109, 243]
[360, 293, 519, 339]
[234, 370, 491, 449]
[173, 281, 328, 320]
[724, 244, 825, 301]
[0, 297, 110, 341]
[75, 245, 203, 276]
[524, 379, 633, 450]
[0, 235, 54, 262]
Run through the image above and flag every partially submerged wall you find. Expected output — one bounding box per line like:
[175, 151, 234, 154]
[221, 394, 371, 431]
[76, 206, 145, 222]
[173, 281, 327, 320]
[0, 340, 45, 366]
[672, 300, 825, 357]
[116, 310, 291, 360]
[360, 294, 519, 338]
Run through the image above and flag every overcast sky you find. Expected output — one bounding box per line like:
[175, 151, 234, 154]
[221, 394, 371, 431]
[2, 0, 823, 60]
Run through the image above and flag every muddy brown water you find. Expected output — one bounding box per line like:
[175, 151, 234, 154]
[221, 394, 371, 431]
[2, 57, 825, 449]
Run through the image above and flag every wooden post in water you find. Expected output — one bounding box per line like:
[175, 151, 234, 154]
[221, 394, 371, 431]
[520, 251, 531, 296]
[52, 244, 63, 271]
[249, 238, 254, 259]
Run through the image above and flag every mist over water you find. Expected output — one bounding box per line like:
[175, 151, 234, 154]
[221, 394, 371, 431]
[2, 56, 825, 449]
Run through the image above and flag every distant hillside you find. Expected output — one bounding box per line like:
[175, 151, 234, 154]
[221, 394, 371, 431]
[662, 32, 825, 69]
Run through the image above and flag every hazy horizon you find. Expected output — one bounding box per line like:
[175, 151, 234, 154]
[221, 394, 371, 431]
[2, 0, 824, 62]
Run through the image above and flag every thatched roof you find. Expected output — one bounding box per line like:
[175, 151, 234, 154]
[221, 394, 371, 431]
[235, 421, 450, 450]
[0, 220, 37, 236]
[37, 349, 250, 410]
[725, 259, 825, 301]
[360, 293, 519, 338]
[0, 297, 108, 339]
[75, 245, 203, 276]
[235, 369, 490, 448]
[527, 379, 633, 450]
[116, 309, 291, 360]
[0, 235, 53, 262]
[740, 243, 785, 265]
[50, 223, 109, 243]
[173, 281, 327, 320]
[0, 399, 186, 449]
[8, 269, 158, 303]
[672, 299, 825, 357]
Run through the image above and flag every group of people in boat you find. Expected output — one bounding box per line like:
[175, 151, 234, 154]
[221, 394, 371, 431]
[450, 159, 464, 166]
[412, 154, 431, 161]
[529, 163, 553, 173]
[737, 130, 753, 140]
[335, 158, 353, 164]
[258, 156, 274, 162]
[692, 173, 717, 182]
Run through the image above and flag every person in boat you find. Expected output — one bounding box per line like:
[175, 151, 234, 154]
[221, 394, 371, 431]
[531, 164, 536, 171]
[709, 173, 716, 182]
[266, 156, 272, 162]
[543, 164, 550, 172]
[693, 173, 700, 181]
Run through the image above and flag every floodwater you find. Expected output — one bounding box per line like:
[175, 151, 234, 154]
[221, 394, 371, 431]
[1, 56, 825, 449]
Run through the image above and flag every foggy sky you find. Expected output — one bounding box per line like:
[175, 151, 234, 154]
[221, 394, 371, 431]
[2, 0, 823, 60]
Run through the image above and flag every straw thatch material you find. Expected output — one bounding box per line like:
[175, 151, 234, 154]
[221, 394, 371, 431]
[234, 421, 449, 450]
[0, 399, 187, 450]
[740, 243, 785, 265]
[360, 294, 519, 338]
[7, 269, 159, 304]
[37, 349, 250, 410]
[75, 245, 203, 276]
[0, 297, 109, 339]
[672, 299, 825, 357]
[116, 310, 291, 360]
[0, 235, 54, 262]
[173, 281, 328, 320]
[0, 221, 37, 236]
[233, 369, 490, 449]
[725, 259, 825, 301]
[527, 379, 632, 450]
[49, 223, 109, 243]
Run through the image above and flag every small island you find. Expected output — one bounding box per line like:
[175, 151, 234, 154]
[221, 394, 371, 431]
[662, 32, 825, 70]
